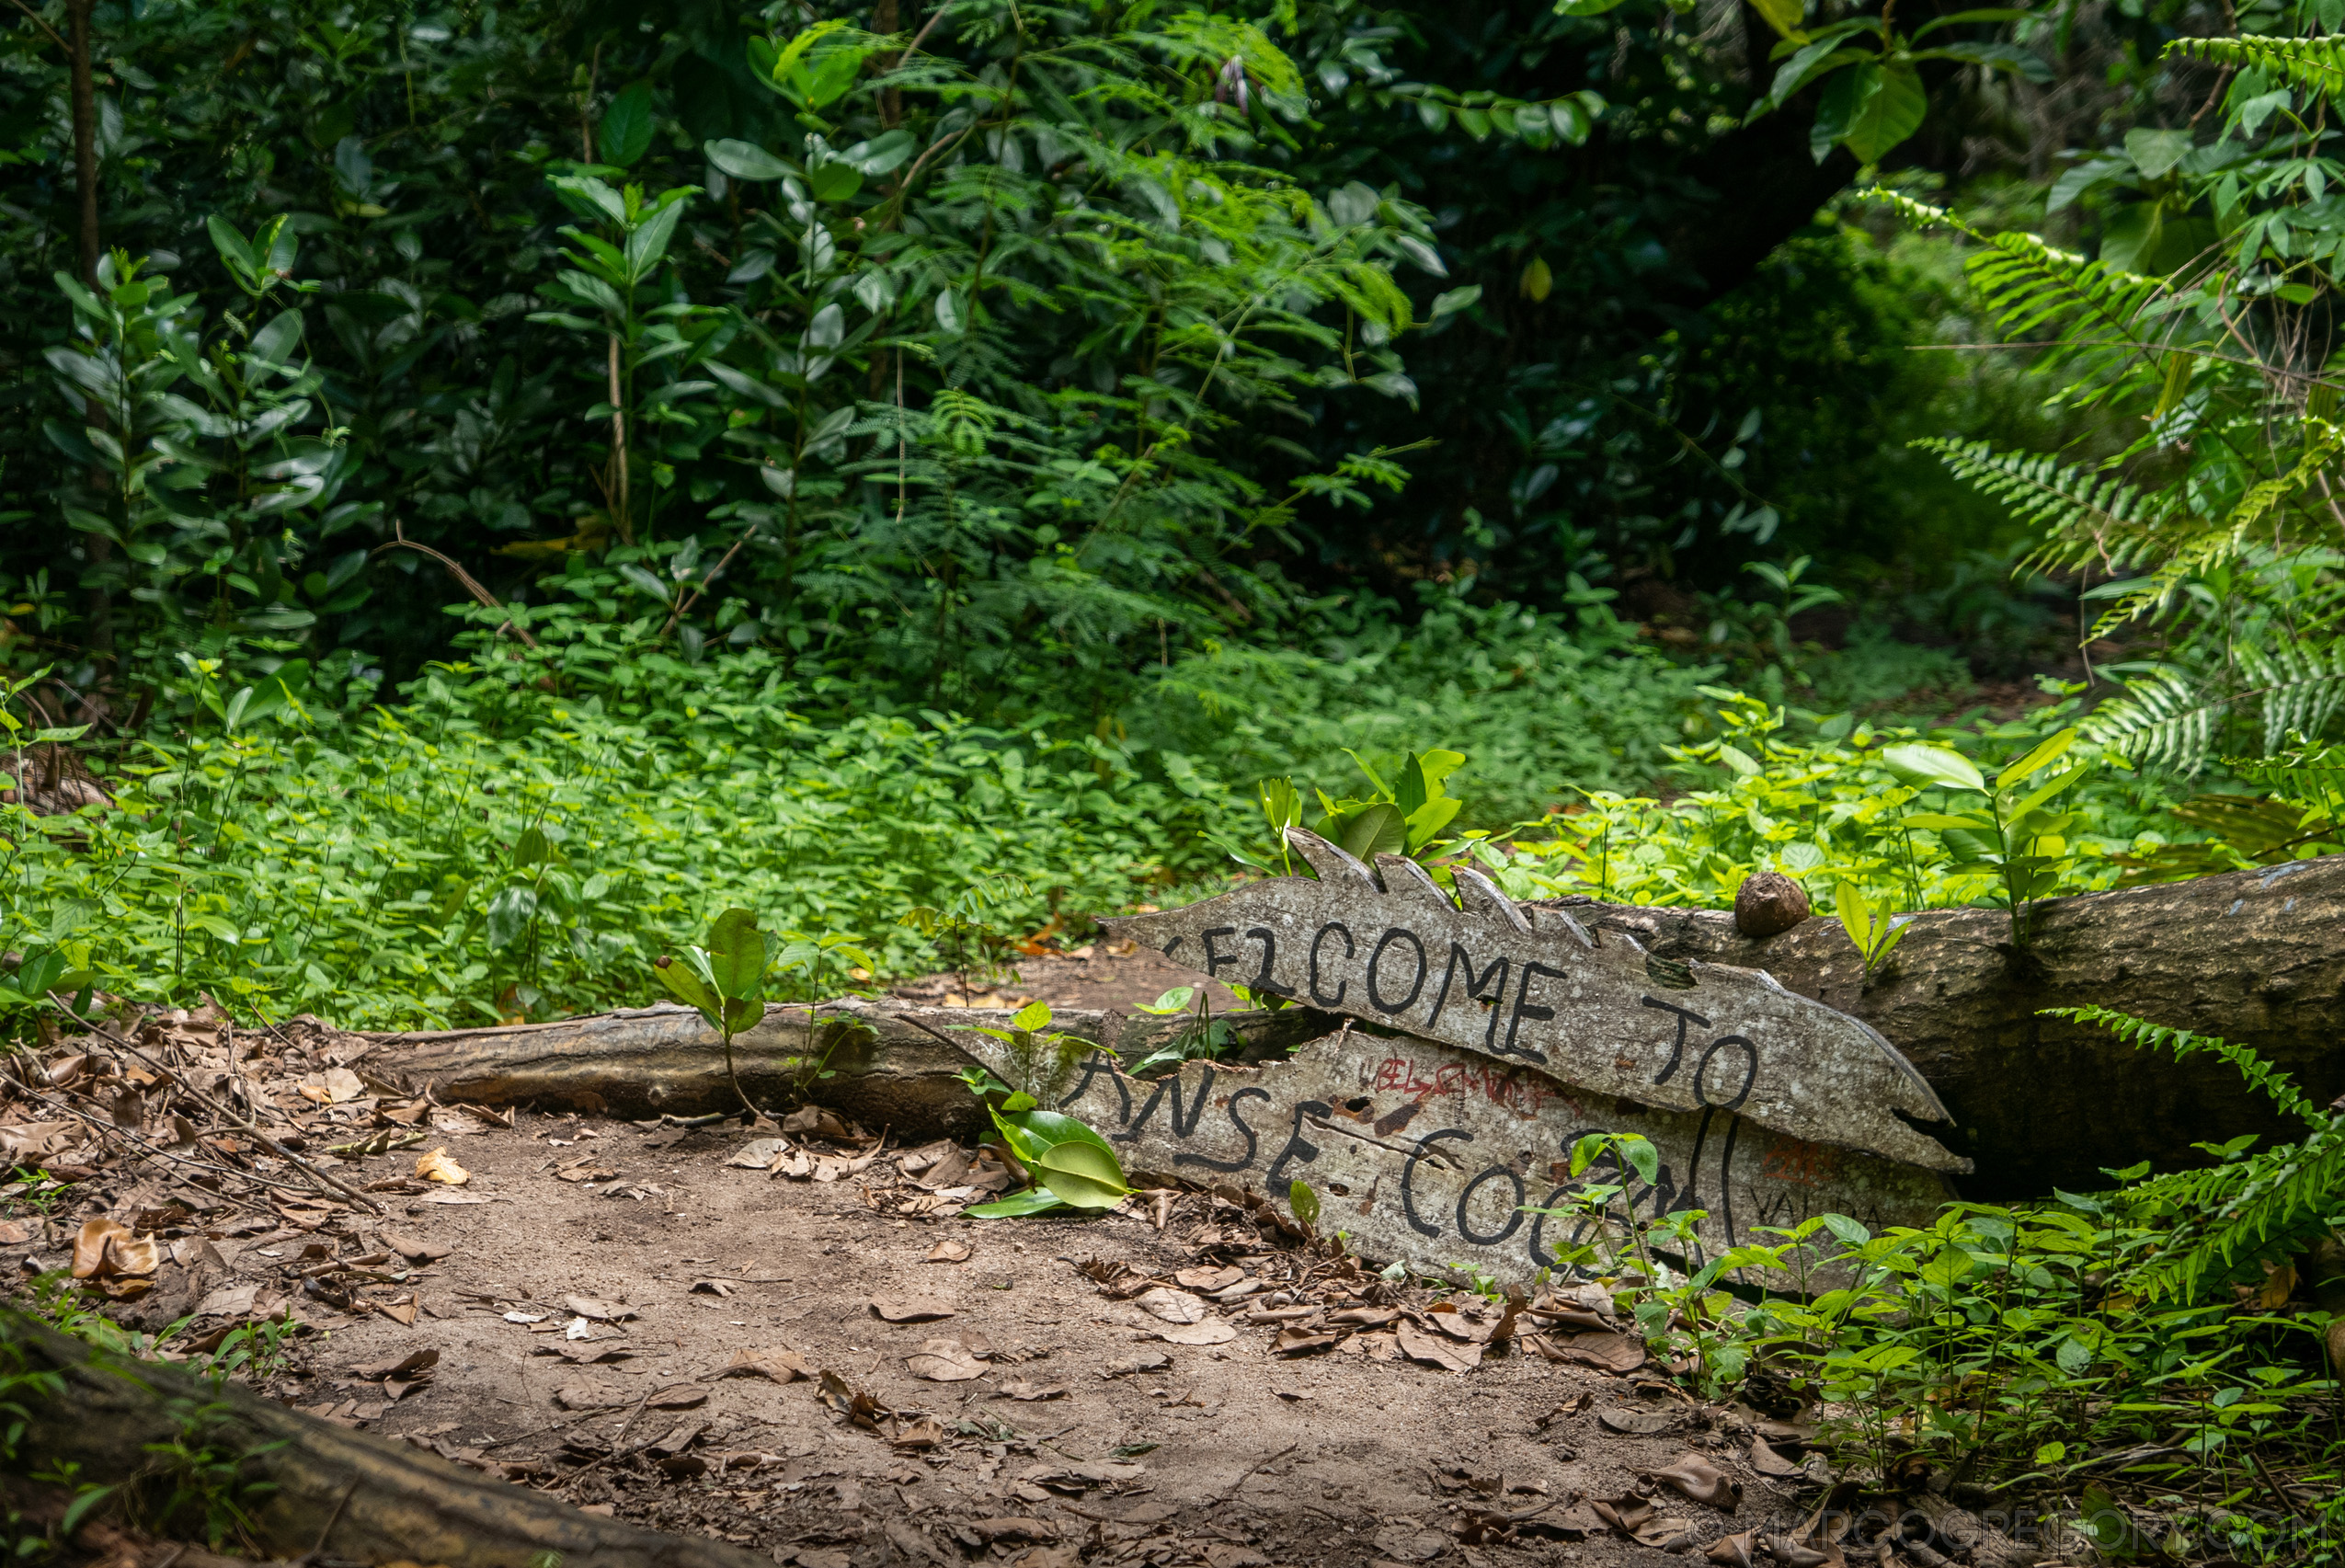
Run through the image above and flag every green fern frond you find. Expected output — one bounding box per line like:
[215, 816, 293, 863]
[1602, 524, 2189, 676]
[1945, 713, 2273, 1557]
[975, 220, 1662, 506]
[1916, 440, 2180, 576]
[2045, 1005, 2319, 1123]
[2081, 669, 2223, 773]
[2164, 34, 2345, 99]
[2050, 1005, 2344, 1300]
[1962, 233, 2163, 381]
[2243, 640, 2345, 756]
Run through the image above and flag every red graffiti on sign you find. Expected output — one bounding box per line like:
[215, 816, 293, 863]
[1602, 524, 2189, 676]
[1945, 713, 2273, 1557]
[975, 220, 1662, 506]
[1371, 1056, 1579, 1121]
[1756, 1134, 1843, 1187]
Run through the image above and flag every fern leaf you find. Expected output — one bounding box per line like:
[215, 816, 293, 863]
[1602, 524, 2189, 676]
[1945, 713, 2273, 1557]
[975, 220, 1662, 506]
[2164, 34, 2345, 99]
[2045, 1005, 2319, 1123]
[2050, 1005, 2344, 1300]
[1916, 440, 2180, 577]
[2080, 669, 2223, 773]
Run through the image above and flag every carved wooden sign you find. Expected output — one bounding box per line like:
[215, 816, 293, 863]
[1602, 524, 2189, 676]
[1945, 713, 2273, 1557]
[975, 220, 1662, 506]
[1097, 827, 1970, 1174]
[954, 1024, 1950, 1286]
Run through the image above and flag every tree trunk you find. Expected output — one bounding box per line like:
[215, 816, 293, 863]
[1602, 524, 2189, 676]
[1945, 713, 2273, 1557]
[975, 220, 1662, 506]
[65, 0, 114, 660]
[348, 860, 2345, 1199]
[1556, 856, 2345, 1197]
[0, 1309, 768, 1568]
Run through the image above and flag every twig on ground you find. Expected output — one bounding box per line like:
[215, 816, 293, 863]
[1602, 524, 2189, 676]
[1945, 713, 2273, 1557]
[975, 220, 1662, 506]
[1213, 1441, 1298, 1504]
[0, 1067, 283, 1216]
[46, 995, 385, 1215]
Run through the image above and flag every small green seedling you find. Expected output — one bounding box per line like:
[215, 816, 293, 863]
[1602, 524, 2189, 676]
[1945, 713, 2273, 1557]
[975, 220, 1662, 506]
[954, 1007, 1132, 1218]
[1288, 1177, 1321, 1234]
[1833, 882, 1908, 982]
[654, 907, 768, 1116]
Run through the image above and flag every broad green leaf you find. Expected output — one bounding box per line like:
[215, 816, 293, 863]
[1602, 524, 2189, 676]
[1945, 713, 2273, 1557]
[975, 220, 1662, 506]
[1035, 1139, 1128, 1195]
[807, 161, 864, 203]
[965, 1186, 1068, 1219]
[599, 81, 656, 168]
[1289, 1178, 1321, 1229]
[1621, 1136, 1659, 1185]
[1333, 802, 1407, 861]
[1881, 743, 1985, 793]
[1902, 812, 1994, 831]
[1429, 285, 1482, 318]
[655, 955, 722, 1024]
[705, 907, 766, 999]
[1006, 1108, 1121, 1162]
[1011, 999, 1052, 1032]
[1035, 1165, 1126, 1209]
[1826, 60, 1925, 165]
[1746, 0, 1806, 37]
[704, 139, 796, 181]
[841, 129, 916, 176]
[624, 199, 687, 282]
[1996, 728, 2078, 789]
[2124, 127, 2194, 180]
[1137, 988, 1195, 1015]
[721, 995, 762, 1035]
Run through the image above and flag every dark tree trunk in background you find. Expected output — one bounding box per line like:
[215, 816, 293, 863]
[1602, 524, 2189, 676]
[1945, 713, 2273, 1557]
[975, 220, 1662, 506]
[66, 0, 113, 662]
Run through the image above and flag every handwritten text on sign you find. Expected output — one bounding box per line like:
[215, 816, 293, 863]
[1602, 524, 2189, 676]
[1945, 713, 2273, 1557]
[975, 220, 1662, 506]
[1099, 828, 1967, 1174]
[957, 1027, 1950, 1288]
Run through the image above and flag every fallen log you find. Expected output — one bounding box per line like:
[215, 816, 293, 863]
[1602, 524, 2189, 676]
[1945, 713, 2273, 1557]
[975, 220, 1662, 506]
[0, 1309, 766, 1568]
[345, 858, 2345, 1200]
[1563, 856, 2345, 1196]
[349, 1001, 1329, 1135]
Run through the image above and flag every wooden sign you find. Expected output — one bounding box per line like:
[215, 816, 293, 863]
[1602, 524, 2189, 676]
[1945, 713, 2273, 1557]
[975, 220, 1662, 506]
[1098, 828, 1969, 1174]
[954, 1025, 1950, 1287]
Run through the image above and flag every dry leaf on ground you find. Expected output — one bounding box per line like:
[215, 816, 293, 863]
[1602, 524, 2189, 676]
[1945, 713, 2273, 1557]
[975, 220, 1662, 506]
[1135, 1287, 1207, 1323]
[1650, 1453, 1742, 1511]
[995, 1379, 1066, 1401]
[706, 1346, 810, 1383]
[1536, 1329, 1646, 1374]
[1395, 1321, 1481, 1372]
[726, 1138, 790, 1170]
[925, 1239, 972, 1264]
[871, 1295, 955, 1323]
[1749, 1436, 1802, 1477]
[1173, 1265, 1243, 1292]
[415, 1148, 470, 1185]
[563, 1295, 636, 1322]
[1101, 1350, 1170, 1378]
[1706, 1530, 1761, 1566]
[905, 1339, 987, 1382]
[1150, 1319, 1237, 1346]
[1597, 1405, 1674, 1436]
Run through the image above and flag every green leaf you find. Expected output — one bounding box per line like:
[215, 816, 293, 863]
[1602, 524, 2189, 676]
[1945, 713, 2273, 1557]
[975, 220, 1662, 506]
[1819, 1213, 1872, 1246]
[1747, 0, 1806, 37]
[1289, 1178, 1321, 1229]
[721, 995, 763, 1036]
[1881, 743, 1985, 793]
[655, 954, 722, 1025]
[1822, 60, 1926, 165]
[2008, 763, 2089, 819]
[1429, 285, 1482, 318]
[599, 81, 657, 168]
[1035, 1165, 1127, 1209]
[964, 1186, 1069, 1219]
[624, 199, 687, 282]
[1011, 999, 1052, 1032]
[704, 907, 766, 1000]
[1554, 0, 1630, 15]
[1835, 880, 1875, 950]
[1621, 1136, 1660, 1185]
[1902, 812, 1995, 831]
[2124, 127, 2194, 180]
[704, 139, 796, 181]
[1136, 987, 1195, 1015]
[807, 161, 864, 203]
[1035, 1139, 1129, 1195]
[1996, 728, 2078, 789]
[1332, 802, 1407, 861]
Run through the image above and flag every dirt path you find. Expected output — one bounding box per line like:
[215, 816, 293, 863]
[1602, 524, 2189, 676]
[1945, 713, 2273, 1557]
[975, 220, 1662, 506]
[29, 1106, 1802, 1568]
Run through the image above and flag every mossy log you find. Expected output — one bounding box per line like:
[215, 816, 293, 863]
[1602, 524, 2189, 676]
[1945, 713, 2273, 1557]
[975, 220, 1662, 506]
[0, 1309, 766, 1568]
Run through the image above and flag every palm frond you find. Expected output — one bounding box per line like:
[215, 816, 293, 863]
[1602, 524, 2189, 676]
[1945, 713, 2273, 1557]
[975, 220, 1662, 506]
[2164, 34, 2345, 99]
